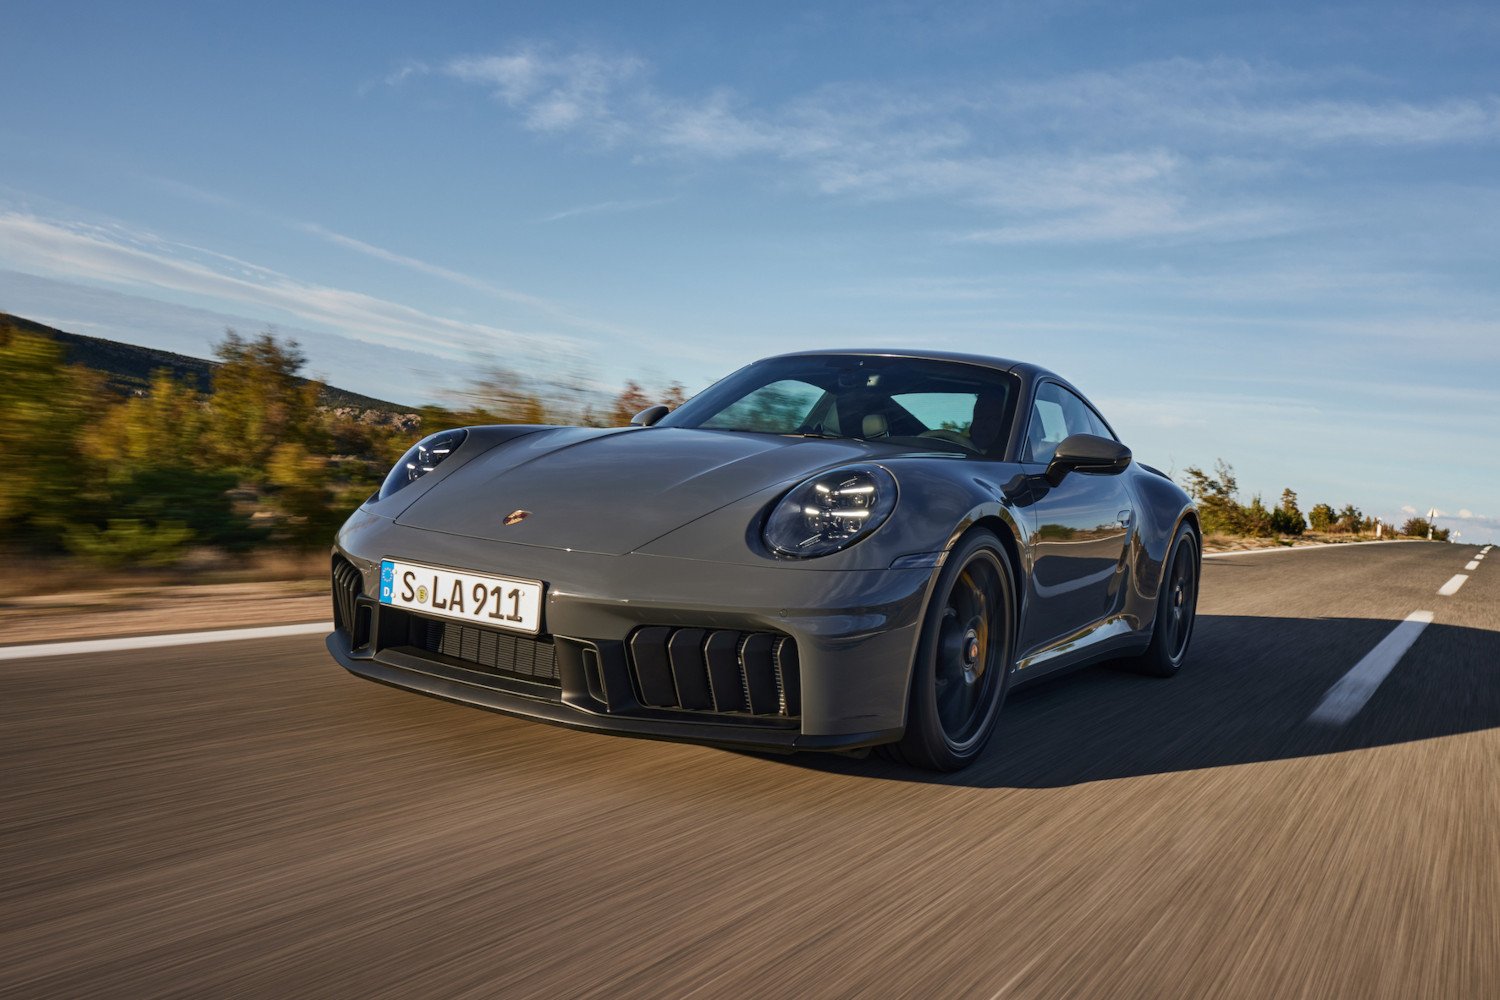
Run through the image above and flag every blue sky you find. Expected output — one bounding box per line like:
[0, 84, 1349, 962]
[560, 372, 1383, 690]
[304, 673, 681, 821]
[1, 1, 1497, 540]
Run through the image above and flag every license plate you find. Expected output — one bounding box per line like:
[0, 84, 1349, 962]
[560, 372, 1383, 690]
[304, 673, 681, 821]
[379, 559, 544, 635]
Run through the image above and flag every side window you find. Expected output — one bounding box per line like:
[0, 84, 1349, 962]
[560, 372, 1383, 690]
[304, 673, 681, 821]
[1081, 405, 1114, 441]
[1025, 383, 1110, 463]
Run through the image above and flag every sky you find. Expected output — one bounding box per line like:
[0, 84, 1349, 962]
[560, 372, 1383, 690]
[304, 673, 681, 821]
[1, 0, 1497, 541]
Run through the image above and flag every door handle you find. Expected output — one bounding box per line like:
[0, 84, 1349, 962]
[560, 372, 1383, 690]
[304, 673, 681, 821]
[1117, 510, 1133, 529]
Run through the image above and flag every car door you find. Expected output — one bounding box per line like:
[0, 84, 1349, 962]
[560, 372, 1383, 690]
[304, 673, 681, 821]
[1017, 381, 1134, 657]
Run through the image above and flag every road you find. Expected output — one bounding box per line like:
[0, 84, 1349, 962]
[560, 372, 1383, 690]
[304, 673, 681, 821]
[3, 542, 1496, 998]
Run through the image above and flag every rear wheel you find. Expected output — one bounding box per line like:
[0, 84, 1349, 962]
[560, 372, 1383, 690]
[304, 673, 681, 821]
[1127, 524, 1199, 677]
[883, 530, 1016, 771]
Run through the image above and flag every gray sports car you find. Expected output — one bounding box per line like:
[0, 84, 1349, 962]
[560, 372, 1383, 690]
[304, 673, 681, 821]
[327, 350, 1199, 770]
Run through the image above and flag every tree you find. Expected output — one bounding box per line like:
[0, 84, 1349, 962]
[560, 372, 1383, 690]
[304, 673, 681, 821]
[1242, 495, 1275, 537]
[82, 369, 211, 470]
[266, 444, 350, 550]
[1308, 503, 1336, 533]
[1181, 460, 1245, 535]
[1271, 488, 1305, 536]
[443, 365, 549, 425]
[1337, 504, 1363, 534]
[207, 329, 323, 474]
[1400, 516, 1442, 539]
[608, 380, 653, 426]
[0, 329, 103, 543]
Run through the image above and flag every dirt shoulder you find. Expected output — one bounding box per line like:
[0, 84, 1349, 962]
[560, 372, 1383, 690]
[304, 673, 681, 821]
[1200, 532, 1413, 554]
[0, 579, 329, 645]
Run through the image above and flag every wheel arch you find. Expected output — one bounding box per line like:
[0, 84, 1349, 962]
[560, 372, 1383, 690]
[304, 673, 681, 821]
[967, 513, 1026, 627]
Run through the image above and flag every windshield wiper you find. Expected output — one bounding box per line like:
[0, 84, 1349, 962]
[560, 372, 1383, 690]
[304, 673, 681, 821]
[787, 428, 859, 440]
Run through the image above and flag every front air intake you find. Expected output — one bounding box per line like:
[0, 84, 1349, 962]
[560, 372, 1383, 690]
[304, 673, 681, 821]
[331, 556, 370, 648]
[627, 627, 800, 718]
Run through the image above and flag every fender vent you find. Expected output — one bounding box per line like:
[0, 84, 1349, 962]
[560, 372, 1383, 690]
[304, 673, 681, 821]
[627, 627, 800, 718]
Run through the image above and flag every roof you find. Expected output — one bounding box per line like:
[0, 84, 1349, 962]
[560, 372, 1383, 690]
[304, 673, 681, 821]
[768, 347, 1056, 383]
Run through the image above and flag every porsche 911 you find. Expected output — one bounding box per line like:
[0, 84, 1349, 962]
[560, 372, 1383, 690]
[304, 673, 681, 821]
[327, 350, 1199, 770]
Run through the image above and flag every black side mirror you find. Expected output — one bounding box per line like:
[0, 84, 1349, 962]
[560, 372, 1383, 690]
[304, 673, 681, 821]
[1045, 433, 1132, 486]
[630, 404, 671, 427]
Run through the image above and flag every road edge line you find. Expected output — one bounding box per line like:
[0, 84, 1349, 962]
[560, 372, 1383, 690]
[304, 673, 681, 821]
[0, 622, 334, 661]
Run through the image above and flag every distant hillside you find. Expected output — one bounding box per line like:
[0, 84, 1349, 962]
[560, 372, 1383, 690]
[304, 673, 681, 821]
[0, 312, 414, 414]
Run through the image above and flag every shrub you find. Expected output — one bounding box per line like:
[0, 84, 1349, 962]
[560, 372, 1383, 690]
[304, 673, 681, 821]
[64, 519, 194, 568]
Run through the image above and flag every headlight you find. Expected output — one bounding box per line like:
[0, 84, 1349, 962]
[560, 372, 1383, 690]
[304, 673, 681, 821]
[377, 428, 467, 501]
[764, 465, 897, 558]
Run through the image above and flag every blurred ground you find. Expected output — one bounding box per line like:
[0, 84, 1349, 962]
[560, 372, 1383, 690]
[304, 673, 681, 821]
[2, 541, 1495, 998]
[0, 579, 328, 644]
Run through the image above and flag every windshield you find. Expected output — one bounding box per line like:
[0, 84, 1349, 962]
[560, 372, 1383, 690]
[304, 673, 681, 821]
[659, 354, 1019, 456]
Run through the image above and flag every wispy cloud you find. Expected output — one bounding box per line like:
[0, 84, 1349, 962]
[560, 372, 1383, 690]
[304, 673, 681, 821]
[446, 48, 645, 133]
[296, 221, 638, 338]
[537, 196, 675, 223]
[0, 211, 570, 361]
[408, 46, 1500, 245]
[135, 175, 636, 339]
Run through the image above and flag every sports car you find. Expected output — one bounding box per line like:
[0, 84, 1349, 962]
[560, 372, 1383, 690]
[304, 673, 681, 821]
[327, 349, 1200, 770]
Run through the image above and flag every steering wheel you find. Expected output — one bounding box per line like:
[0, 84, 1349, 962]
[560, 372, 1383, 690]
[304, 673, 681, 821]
[917, 429, 978, 451]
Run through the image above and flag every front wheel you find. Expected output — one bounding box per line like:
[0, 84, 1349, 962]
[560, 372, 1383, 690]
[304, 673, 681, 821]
[884, 530, 1016, 771]
[1126, 524, 1199, 677]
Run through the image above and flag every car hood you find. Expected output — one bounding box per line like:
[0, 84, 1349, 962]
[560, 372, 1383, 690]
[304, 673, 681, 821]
[394, 426, 897, 556]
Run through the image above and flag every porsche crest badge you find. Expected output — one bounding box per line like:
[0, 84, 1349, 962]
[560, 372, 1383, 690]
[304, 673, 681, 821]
[503, 509, 530, 527]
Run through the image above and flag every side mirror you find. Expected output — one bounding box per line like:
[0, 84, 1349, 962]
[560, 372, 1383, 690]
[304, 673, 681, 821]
[630, 404, 671, 427]
[1045, 433, 1131, 486]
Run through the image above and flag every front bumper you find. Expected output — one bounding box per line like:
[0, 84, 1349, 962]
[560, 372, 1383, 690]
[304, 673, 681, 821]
[326, 509, 932, 752]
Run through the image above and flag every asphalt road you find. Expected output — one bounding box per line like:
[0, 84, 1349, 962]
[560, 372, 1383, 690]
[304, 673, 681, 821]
[3, 541, 1496, 999]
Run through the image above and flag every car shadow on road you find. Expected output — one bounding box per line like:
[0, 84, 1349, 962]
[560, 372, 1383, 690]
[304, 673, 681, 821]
[764, 614, 1500, 789]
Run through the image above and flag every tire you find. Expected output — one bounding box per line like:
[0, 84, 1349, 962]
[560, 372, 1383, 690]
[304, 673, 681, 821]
[1127, 524, 1199, 677]
[882, 530, 1017, 771]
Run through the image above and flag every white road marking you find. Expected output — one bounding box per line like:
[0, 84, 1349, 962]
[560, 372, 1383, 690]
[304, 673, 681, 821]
[1307, 611, 1435, 726]
[1467, 560, 1480, 571]
[1437, 574, 1468, 597]
[0, 622, 333, 661]
[1203, 540, 1419, 560]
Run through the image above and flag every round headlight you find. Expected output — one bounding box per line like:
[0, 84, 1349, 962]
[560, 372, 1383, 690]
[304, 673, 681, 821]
[764, 465, 897, 558]
[377, 428, 468, 501]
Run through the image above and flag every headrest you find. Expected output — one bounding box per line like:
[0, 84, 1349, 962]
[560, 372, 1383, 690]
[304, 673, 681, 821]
[862, 412, 889, 438]
[971, 393, 1008, 453]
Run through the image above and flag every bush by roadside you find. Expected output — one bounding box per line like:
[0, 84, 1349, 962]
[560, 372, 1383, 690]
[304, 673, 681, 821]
[0, 323, 685, 573]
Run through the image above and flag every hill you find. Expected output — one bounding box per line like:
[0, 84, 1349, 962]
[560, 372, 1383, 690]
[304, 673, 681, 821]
[0, 312, 413, 414]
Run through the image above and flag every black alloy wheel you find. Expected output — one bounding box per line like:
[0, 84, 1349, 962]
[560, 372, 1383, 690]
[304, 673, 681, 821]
[885, 530, 1016, 771]
[1129, 525, 1199, 677]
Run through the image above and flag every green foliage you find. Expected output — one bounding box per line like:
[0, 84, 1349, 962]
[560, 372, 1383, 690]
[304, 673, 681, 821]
[1271, 488, 1306, 536]
[0, 329, 102, 542]
[82, 369, 211, 468]
[1336, 503, 1363, 534]
[1181, 460, 1246, 535]
[1242, 495, 1275, 537]
[1399, 516, 1449, 541]
[265, 443, 359, 550]
[1308, 503, 1337, 533]
[207, 329, 323, 475]
[64, 519, 194, 568]
[107, 466, 263, 551]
